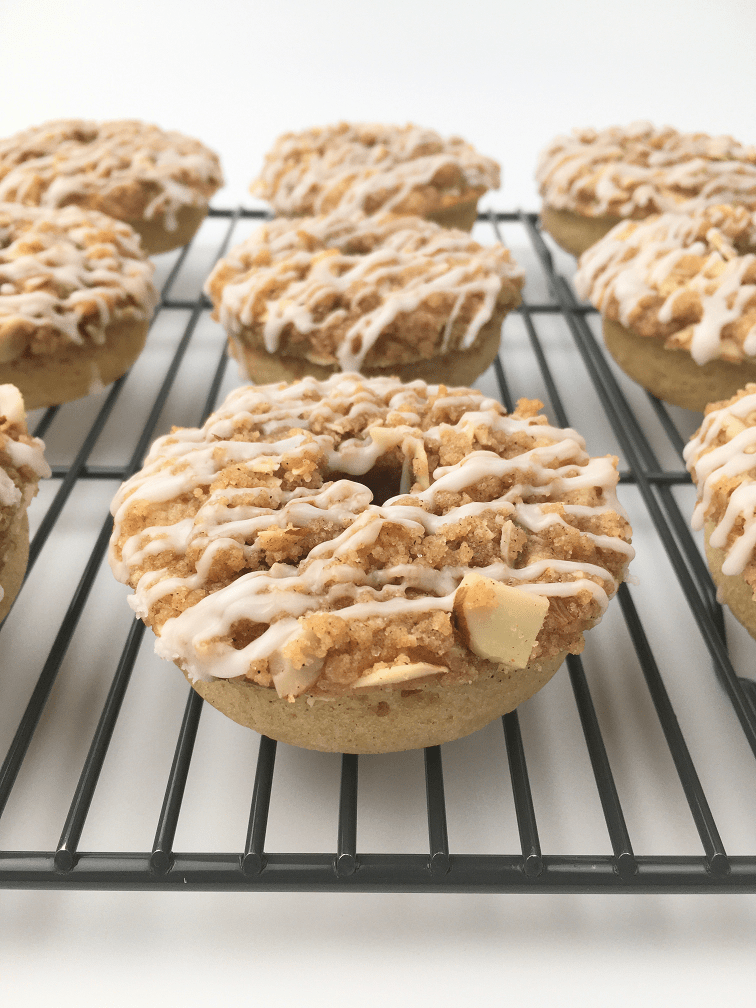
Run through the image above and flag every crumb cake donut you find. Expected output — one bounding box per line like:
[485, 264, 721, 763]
[204, 212, 523, 387]
[0, 119, 224, 255]
[0, 385, 50, 621]
[575, 204, 756, 412]
[685, 385, 756, 638]
[108, 374, 633, 753]
[0, 203, 158, 409]
[537, 122, 756, 256]
[251, 122, 500, 231]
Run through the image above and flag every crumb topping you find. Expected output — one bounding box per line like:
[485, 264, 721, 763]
[685, 384, 756, 588]
[0, 204, 157, 361]
[109, 375, 632, 699]
[0, 119, 224, 229]
[251, 122, 500, 218]
[538, 122, 756, 219]
[575, 204, 756, 365]
[205, 212, 523, 371]
[0, 384, 50, 598]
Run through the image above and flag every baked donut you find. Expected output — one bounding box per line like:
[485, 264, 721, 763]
[108, 374, 633, 754]
[204, 212, 523, 387]
[574, 204, 756, 412]
[685, 385, 756, 638]
[0, 203, 158, 410]
[251, 122, 500, 231]
[0, 119, 224, 255]
[0, 384, 50, 622]
[537, 122, 756, 256]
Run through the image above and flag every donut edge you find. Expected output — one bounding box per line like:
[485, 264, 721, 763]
[124, 203, 211, 256]
[540, 204, 625, 257]
[423, 197, 481, 232]
[0, 509, 29, 624]
[227, 301, 507, 388]
[704, 521, 756, 641]
[182, 650, 567, 754]
[602, 318, 756, 413]
[0, 317, 151, 410]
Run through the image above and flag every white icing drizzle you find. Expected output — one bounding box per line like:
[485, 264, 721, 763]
[251, 122, 499, 218]
[108, 375, 632, 692]
[575, 205, 756, 365]
[685, 387, 756, 575]
[0, 120, 224, 229]
[538, 122, 756, 218]
[0, 467, 20, 508]
[205, 212, 523, 372]
[0, 383, 50, 512]
[0, 204, 157, 360]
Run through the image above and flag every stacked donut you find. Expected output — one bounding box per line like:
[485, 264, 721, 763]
[0, 203, 159, 409]
[540, 124, 756, 412]
[0, 118, 224, 407]
[0, 119, 224, 255]
[541, 121, 756, 635]
[208, 121, 520, 387]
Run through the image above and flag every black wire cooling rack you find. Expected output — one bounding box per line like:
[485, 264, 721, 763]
[1, 207, 756, 893]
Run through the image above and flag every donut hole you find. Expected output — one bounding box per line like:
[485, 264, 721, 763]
[329, 463, 402, 506]
[228, 619, 266, 650]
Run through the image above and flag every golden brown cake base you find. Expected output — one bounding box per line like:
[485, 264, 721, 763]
[0, 318, 150, 411]
[603, 318, 756, 412]
[124, 203, 209, 256]
[424, 198, 480, 232]
[704, 522, 756, 640]
[540, 205, 624, 257]
[0, 510, 29, 624]
[184, 651, 566, 754]
[229, 306, 506, 387]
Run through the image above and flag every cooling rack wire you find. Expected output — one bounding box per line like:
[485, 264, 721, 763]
[1, 207, 755, 893]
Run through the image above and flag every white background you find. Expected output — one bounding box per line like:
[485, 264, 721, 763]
[5, 0, 756, 212]
[3, 1, 756, 1005]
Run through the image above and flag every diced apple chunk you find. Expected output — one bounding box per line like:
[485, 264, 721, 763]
[0, 383, 24, 420]
[269, 629, 324, 700]
[269, 651, 323, 700]
[454, 573, 549, 668]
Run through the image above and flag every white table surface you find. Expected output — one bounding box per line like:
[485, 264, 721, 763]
[3, 2, 756, 1005]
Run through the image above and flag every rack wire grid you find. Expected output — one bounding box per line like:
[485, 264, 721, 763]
[2, 206, 756, 894]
